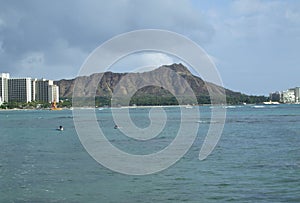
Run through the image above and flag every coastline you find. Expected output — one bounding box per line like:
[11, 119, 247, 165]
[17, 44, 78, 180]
[3, 103, 299, 112]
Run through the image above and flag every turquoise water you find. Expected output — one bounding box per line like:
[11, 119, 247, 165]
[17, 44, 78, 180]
[0, 105, 300, 202]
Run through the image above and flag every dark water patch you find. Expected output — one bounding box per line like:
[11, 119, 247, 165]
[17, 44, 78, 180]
[55, 116, 74, 119]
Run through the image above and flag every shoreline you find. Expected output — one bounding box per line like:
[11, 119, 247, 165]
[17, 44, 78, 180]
[2, 103, 298, 111]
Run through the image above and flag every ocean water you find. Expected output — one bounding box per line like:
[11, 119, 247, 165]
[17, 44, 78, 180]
[0, 105, 300, 202]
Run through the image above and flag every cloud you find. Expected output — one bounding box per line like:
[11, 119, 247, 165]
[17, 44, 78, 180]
[1, 0, 299, 95]
[109, 52, 177, 73]
[0, 17, 5, 28]
[137, 53, 176, 69]
[0, 0, 215, 80]
[0, 41, 4, 54]
[20, 52, 44, 69]
[225, 0, 300, 39]
[231, 0, 277, 15]
[198, 0, 300, 94]
[285, 9, 300, 24]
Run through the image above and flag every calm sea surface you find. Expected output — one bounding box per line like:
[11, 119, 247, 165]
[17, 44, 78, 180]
[0, 105, 299, 202]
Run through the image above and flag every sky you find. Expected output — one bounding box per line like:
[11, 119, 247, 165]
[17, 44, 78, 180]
[0, 0, 299, 95]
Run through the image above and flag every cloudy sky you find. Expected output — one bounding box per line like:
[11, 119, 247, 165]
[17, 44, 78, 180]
[0, 0, 299, 95]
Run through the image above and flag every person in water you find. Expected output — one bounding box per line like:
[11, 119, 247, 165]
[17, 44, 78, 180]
[114, 124, 118, 129]
[59, 125, 64, 131]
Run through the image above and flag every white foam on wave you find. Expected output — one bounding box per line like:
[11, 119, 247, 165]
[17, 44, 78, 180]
[252, 105, 265, 108]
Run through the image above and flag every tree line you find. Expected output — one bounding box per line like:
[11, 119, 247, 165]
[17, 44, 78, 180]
[0, 94, 268, 109]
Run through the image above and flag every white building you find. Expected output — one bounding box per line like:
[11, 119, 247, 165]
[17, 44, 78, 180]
[8, 78, 32, 103]
[0, 73, 10, 103]
[31, 78, 37, 101]
[280, 88, 298, 104]
[35, 79, 59, 103]
[35, 79, 52, 102]
[0, 73, 60, 104]
[49, 84, 59, 103]
[295, 87, 300, 103]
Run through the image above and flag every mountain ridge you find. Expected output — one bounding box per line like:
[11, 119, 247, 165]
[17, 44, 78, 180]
[54, 63, 266, 105]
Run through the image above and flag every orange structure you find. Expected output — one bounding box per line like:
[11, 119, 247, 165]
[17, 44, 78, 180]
[51, 100, 62, 110]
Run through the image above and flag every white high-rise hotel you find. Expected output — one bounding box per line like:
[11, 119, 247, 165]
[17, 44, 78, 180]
[270, 87, 300, 104]
[8, 77, 33, 103]
[0, 73, 59, 104]
[35, 79, 59, 103]
[0, 73, 9, 103]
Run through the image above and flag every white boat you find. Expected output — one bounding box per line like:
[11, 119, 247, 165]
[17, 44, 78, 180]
[263, 101, 280, 105]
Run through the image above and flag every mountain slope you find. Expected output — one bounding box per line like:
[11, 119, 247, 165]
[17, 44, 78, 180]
[54, 63, 265, 105]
